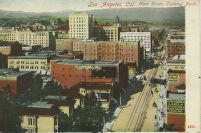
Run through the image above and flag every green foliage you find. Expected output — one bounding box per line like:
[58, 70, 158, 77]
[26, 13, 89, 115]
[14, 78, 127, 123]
[59, 92, 106, 132]
[57, 18, 65, 27]
[71, 92, 105, 132]
[44, 80, 62, 96]
[0, 16, 68, 27]
[28, 74, 44, 102]
[109, 99, 116, 114]
[58, 112, 73, 132]
[0, 93, 22, 132]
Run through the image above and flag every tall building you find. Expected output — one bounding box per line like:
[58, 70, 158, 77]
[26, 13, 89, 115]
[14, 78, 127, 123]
[69, 13, 94, 39]
[93, 25, 119, 41]
[83, 41, 144, 69]
[98, 41, 119, 62]
[51, 59, 128, 89]
[119, 42, 144, 68]
[84, 42, 99, 60]
[120, 32, 151, 58]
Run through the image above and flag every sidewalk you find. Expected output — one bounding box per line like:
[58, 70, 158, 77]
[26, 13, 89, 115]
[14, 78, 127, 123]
[155, 53, 168, 131]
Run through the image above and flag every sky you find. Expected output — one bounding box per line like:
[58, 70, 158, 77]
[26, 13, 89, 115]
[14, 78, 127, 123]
[0, 0, 185, 12]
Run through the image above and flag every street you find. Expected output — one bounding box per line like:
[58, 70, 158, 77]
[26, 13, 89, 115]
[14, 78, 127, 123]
[111, 43, 167, 132]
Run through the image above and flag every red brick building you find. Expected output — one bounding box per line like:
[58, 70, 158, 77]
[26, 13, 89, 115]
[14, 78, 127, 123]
[72, 39, 85, 52]
[167, 114, 185, 131]
[119, 42, 144, 68]
[168, 70, 185, 93]
[84, 42, 99, 60]
[98, 42, 119, 62]
[51, 59, 128, 89]
[168, 43, 185, 56]
[167, 93, 185, 131]
[83, 41, 144, 69]
[0, 69, 33, 95]
[0, 42, 22, 56]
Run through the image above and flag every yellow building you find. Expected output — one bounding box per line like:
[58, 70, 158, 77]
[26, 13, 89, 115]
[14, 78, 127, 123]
[69, 13, 94, 39]
[168, 55, 185, 71]
[1, 30, 55, 48]
[20, 102, 59, 133]
[8, 56, 51, 74]
[102, 26, 119, 41]
[93, 25, 119, 41]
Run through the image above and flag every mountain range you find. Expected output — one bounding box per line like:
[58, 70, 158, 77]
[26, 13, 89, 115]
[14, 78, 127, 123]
[0, 7, 185, 24]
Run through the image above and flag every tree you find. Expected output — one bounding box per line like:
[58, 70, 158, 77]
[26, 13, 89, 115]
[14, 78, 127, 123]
[58, 112, 73, 132]
[71, 92, 106, 132]
[44, 80, 62, 96]
[57, 18, 64, 27]
[109, 99, 116, 114]
[28, 74, 44, 102]
[0, 93, 22, 132]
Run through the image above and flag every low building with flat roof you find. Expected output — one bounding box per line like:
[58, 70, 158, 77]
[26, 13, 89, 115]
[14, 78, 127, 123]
[168, 55, 185, 71]
[51, 59, 128, 90]
[8, 55, 53, 75]
[0, 69, 33, 95]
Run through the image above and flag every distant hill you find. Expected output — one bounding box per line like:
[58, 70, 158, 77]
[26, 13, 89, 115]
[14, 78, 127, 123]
[0, 7, 185, 25]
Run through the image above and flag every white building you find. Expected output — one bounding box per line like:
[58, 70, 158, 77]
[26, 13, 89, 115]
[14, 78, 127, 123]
[69, 13, 94, 40]
[1, 30, 55, 48]
[120, 32, 151, 58]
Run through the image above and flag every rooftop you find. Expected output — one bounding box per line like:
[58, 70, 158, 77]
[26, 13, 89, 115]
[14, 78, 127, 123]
[28, 101, 54, 109]
[168, 55, 185, 64]
[0, 69, 32, 78]
[45, 95, 68, 101]
[73, 82, 113, 91]
[168, 70, 185, 73]
[54, 59, 121, 66]
[168, 93, 185, 100]
[43, 95, 75, 106]
[8, 55, 50, 59]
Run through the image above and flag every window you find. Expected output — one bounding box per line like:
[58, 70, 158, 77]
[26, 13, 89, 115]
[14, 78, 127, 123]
[28, 118, 32, 125]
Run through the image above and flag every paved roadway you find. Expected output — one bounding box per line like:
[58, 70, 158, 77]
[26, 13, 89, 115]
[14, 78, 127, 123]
[111, 67, 158, 131]
[112, 44, 167, 132]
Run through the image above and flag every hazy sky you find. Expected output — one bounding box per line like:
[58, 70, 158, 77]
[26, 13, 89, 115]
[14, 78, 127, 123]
[0, 0, 185, 12]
